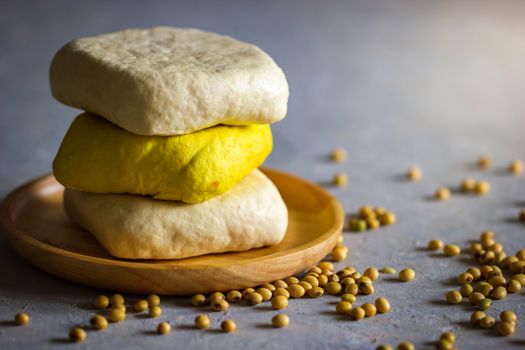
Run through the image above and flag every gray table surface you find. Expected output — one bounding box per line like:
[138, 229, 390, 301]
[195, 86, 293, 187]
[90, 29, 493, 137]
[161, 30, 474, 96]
[1, 0, 524, 349]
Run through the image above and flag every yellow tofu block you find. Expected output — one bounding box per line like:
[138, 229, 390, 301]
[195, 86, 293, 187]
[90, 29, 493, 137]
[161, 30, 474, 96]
[53, 113, 272, 203]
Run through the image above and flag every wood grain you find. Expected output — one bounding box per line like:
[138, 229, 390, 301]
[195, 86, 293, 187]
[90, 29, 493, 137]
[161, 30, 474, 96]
[0, 168, 344, 295]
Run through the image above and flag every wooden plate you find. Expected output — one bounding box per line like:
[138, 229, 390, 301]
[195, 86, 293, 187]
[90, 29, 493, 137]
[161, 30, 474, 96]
[0, 168, 344, 295]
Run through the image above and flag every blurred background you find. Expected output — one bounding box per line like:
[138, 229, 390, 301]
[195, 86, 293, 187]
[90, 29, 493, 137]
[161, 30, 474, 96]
[1, 1, 524, 349]
[1, 0, 524, 197]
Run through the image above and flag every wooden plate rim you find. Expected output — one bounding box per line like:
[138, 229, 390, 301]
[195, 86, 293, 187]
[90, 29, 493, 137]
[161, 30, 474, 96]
[0, 168, 344, 270]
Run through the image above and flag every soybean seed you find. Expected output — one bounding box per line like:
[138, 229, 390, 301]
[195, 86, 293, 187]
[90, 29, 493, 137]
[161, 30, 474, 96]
[195, 314, 210, 329]
[435, 187, 450, 201]
[506, 280, 521, 293]
[350, 271, 361, 279]
[69, 327, 86, 342]
[460, 284, 473, 297]
[500, 310, 517, 324]
[134, 299, 148, 312]
[149, 306, 162, 318]
[466, 267, 481, 280]
[446, 291, 462, 304]
[318, 261, 334, 271]
[332, 172, 348, 187]
[157, 322, 171, 335]
[457, 272, 473, 285]
[242, 288, 256, 298]
[469, 243, 483, 254]
[341, 277, 356, 286]
[376, 345, 393, 350]
[90, 314, 108, 330]
[471, 311, 486, 325]
[357, 276, 372, 284]
[458, 272, 474, 285]
[362, 303, 377, 317]
[350, 307, 365, 320]
[488, 242, 503, 253]
[221, 320, 236, 333]
[474, 181, 490, 195]
[273, 287, 290, 299]
[256, 288, 273, 301]
[308, 287, 324, 298]
[15, 312, 29, 326]
[226, 290, 242, 303]
[246, 292, 263, 305]
[488, 275, 506, 287]
[510, 261, 525, 273]
[460, 178, 476, 192]
[367, 218, 381, 230]
[108, 309, 125, 322]
[331, 148, 347, 163]
[374, 207, 387, 216]
[427, 239, 443, 250]
[349, 219, 367, 232]
[480, 316, 495, 329]
[437, 340, 453, 350]
[509, 160, 524, 175]
[209, 292, 225, 303]
[273, 280, 288, 289]
[375, 297, 391, 313]
[211, 299, 229, 311]
[147, 294, 161, 307]
[381, 267, 396, 274]
[345, 283, 359, 296]
[492, 286, 507, 300]
[326, 282, 343, 295]
[285, 277, 300, 285]
[328, 274, 340, 283]
[512, 273, 525, 285]
[440, 332, 455, 343]
[397, 341, 415, 350]
[341, 294, 356, 304]
[474, 282, 493, 297]
[399, 268, 415, 282]
[501, 256, 517, 269]
[358, 205, 374, 218]
[302, 276, 319, 288]
[112, 304, 126, 313]
[275, 287, 291, 298]
[271, 295, 289, 310]
[288, 284, 305, 298]
[359, 282, 374, 295]
[477, 155, 491, 169]
[335, 301, 352, 314]
[272, 314, 290, 328]
[298, 281, 313, 293]
[477, 298, 492, 311]
[191, 294, 206, 307]
[364, 267, 379, 281]
[497, 322, 515, 336]
[406, 167, 422, 181]
[379, 212, 396, 225]
[444, 244, 461, 256]
[94, 295, 109, 309]
[332, 246, 348, 262]
[469, 292, 485, 304]
[260, 283, 276, 291]
[110, 294, 124, 306]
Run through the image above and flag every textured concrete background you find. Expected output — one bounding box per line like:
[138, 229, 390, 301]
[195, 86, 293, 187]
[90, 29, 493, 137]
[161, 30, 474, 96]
[1, 0, 524, 349]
